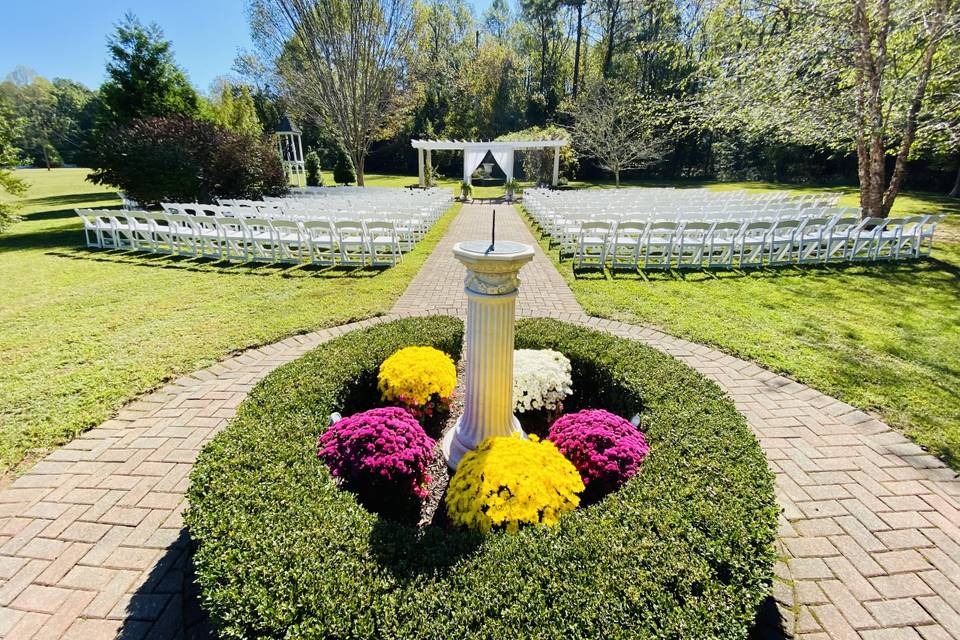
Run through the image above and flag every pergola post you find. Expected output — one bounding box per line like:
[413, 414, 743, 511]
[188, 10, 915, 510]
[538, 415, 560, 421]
[418, 148, 425, 187]
[463, 153, 471, 186]
[552, 147, 560, 186]
[426, 150, 432, 186]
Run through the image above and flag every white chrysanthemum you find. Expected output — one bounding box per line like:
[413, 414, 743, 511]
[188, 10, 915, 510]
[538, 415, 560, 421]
[512, 349, 573, 413]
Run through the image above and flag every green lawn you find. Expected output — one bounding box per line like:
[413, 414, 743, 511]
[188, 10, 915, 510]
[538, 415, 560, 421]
[525, 182, 960, 469]
[0, 168, 458, 476]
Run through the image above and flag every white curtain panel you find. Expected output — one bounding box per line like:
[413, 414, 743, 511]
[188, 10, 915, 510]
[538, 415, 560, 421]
[490, 149, 514, 181]
[463, 148, 488, 184]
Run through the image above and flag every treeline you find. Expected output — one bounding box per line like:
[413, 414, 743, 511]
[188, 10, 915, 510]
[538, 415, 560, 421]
[247, 0, 959, 210]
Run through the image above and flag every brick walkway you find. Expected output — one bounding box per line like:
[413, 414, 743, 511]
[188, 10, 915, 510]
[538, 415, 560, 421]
[392, 201, 583, 317]
[0, 201, 957, 639]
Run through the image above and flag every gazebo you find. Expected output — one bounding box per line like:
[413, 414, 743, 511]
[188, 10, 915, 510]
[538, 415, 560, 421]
[411, 139, 568, 187]
[276, 115, 305, 187]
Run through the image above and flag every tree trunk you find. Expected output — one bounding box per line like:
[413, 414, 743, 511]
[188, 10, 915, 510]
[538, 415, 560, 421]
[41, 144, 51, 171]
[614, 168, 620, 187]
[354, 152, 365, 187]
[949, 155, 960, 198]
[572, 4, 583, 98]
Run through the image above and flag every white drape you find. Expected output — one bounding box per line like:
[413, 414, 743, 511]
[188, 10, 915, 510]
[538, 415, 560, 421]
[489, 149, 514, 182]
[463, 148, 488, 185]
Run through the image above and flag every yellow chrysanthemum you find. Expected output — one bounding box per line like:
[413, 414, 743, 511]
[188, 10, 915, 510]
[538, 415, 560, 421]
[446, 435, 584, 533]
[378, 346, 457, 407]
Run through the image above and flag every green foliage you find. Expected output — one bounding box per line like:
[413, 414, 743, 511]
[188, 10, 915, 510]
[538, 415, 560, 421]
[205, 78, 262, 136]
[305, 150, 323, 186]
[497, 124, 578, 183]
[333, 146, 356, 185]
[460, 180, 472, 200]
[187, 317, 777, 639]
[0, 68, 98, 169]
[0, 98, 27, 231]
[87, 116, 287, 206]
[97, 14, 200, 127]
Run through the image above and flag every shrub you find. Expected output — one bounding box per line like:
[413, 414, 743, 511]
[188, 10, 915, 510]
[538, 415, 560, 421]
[305, 150, 322, 186]
[548, 408, 650, 501]
[187, 318, 777, 639]
[318, 407, 435, 515]
[87, 116, 288, 206]
[333, 146, 356, 185]
[446, 434, 583, 533]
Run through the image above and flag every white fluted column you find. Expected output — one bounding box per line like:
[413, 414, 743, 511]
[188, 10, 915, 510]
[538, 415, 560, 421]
[443, 240, 535, 469]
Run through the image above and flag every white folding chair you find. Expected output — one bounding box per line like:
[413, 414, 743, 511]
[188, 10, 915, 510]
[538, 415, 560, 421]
[794, 217, 832, 264]
[302, 220, 339, 266]
[165, 213, 199, 256]
[609, 221, 646, 270]
[738, 221, 772, 268]
[270, 219, 307, 263]
[214, 216, 249, 261]
[705, 222, 742, 269]
[191, 215, 222, 259]
[873, 218, 904, 260]
[642, 221, 678, 270]
[123, 210, 155, 252]
[240, 217, 276, 261]
[823, 216, 861, 262]
[676, 222, 713, 269]
[849, 217, 885, 261]
[917, 214, 944, 257]
[767, 219, 803, 266]
[366, 221, 402, 266]
[894, 216, 927, 259]
[335, 220, 369, 266]
[575, 221, 612, 270]
[75, 210, 103, 248]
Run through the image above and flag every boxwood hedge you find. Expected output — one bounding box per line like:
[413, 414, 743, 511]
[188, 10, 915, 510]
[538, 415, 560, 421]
[187, 316, 778, 639]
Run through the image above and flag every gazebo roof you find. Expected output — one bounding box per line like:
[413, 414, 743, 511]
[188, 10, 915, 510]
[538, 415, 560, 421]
[276, 115, 302, 135]
[411, 139, 567, 151]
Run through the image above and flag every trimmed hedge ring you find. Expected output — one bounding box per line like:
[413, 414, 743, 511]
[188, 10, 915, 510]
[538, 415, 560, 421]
[187, 316, 778, 639]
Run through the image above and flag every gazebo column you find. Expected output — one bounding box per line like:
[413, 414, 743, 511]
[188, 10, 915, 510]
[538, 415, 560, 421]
[418, 148, 425, 187]
[552, 147, 560, 186]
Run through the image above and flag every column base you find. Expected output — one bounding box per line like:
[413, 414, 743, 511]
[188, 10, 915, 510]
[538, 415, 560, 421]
[442, 415, 525, 470]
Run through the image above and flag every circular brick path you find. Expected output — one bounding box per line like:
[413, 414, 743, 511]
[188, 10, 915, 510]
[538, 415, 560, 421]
[0, 202, 957, 639]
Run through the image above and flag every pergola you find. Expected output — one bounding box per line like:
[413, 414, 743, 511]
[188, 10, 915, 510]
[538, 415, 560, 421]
[411, 139, 568, 187]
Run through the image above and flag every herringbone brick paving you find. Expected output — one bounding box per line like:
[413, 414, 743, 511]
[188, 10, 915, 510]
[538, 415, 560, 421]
[0, 201, 956, 639]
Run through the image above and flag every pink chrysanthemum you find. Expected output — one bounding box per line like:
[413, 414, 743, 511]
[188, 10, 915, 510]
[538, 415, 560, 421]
[548, 409, 649, 500]
[317, 407, 435, 501]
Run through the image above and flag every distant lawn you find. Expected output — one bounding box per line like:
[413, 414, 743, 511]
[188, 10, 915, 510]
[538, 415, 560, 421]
[0, 168, 458, 476]
[523, 182, 960, 469]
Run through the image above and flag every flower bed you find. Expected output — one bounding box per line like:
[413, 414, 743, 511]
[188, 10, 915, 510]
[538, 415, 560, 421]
[187, 317, 777, 639]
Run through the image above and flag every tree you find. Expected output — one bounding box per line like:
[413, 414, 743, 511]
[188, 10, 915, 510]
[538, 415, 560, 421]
[305, 149, 323, 186]
[564, 82, 665, 186]
[484, 0, 512, 40]
[333, 145, 357, 185]
[0, 98, 28, 231]
[704, 0, 960, 218]
[250, 0, 416, 186]
[87, 116, 287, 205]
[207, 78, 263, 136]
[97, 13, 200, 127]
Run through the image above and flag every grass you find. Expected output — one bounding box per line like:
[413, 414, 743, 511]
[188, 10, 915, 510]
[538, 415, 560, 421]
[0, 168, 459, 476]
[524, 180, 960, 469]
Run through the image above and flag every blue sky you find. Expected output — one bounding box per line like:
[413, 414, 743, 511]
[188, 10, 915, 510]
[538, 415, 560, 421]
[0, 0, 493, 94]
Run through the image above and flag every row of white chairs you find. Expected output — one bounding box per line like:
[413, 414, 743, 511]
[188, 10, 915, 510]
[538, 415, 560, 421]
[161, 202, 436, 252]
[565, 214, 945, 271]
[75, 209, 418, 266]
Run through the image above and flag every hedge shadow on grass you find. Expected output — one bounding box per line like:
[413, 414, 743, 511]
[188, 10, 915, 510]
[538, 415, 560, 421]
[187, 316, 779, 639]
